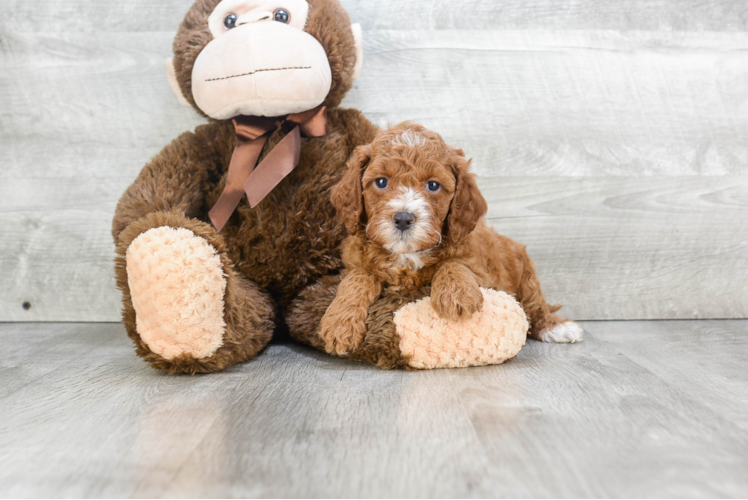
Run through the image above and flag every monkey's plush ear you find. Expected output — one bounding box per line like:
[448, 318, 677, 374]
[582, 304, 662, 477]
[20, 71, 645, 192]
[165, 58, 191, 107]
[331, 144, 371, 235]
[351, 24, 364, 81]
[445, 152, 488, 243]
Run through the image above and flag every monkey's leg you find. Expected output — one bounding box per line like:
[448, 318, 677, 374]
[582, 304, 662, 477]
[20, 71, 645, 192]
[112, 125, 275, 373]
[115, 211, 276, 374]
[287, 281, 526, 370]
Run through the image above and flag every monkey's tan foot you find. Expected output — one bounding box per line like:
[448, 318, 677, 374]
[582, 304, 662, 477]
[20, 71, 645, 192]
[126, 226, 227, 360]
[532, 321, 584, 344]
[395, 289, 528, 369]
[115, 212, 275, 374]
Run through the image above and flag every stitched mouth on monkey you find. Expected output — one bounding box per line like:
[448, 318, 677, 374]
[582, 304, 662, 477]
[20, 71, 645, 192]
[204, 66, 313, 83]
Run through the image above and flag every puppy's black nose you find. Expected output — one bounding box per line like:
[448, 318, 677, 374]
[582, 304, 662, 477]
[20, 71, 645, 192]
[394, 212, 415, 231]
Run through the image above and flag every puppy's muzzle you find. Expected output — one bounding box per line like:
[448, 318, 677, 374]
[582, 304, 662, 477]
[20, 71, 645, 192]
[394, 212, 415, 232]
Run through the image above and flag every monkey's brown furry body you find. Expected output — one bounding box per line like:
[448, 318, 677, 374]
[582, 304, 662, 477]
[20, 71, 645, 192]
[114, 110, 378, 373]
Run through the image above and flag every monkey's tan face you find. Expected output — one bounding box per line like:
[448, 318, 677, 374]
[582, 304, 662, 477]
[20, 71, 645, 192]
[191, 0, 333, 119]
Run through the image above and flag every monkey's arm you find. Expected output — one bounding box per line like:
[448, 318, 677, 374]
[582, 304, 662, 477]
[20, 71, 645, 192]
[111, 122, 230, 242]
[430, 261, 484, 321]
[319, 269, 382, 356]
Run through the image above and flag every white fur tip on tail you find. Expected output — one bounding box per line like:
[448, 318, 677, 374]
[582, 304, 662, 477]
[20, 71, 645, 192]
[537, 321, 584, 343]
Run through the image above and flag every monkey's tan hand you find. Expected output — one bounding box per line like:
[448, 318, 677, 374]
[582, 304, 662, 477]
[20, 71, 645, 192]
[319, 270, 382, 357]
[431, 262, 484, 322]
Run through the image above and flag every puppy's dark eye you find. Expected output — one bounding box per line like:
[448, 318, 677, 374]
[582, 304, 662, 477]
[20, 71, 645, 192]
[273, 9, 290, 23]
[224, 13, 238, 29]
[375, 178, 388, 189]
[427, 181, 441, 192]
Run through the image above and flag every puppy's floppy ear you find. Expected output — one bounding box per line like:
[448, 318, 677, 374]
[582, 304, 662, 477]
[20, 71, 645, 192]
[445, 149, 488, 243]
[331, 145, 372, 235]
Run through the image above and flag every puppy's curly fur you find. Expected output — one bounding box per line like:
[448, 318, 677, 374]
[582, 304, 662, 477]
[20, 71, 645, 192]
[319, 122, 578, 355]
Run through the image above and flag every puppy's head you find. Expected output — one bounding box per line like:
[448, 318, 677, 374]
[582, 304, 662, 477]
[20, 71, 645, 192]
[331, 122, 487, 254]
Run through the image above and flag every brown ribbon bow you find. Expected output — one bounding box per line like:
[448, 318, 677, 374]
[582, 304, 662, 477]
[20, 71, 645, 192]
[208, 105, 328, 231]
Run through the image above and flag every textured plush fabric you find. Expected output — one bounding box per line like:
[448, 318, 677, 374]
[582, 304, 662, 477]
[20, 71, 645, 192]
[396, 288, 528, 369]
[126, 227, 227, 360]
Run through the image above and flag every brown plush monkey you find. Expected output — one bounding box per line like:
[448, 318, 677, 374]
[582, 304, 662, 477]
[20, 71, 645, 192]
[113, 0, 554, 374]
[113, 0, 380, 373]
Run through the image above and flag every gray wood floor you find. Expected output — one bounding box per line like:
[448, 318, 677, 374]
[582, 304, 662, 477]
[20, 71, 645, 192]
[1, 320, 747, 498]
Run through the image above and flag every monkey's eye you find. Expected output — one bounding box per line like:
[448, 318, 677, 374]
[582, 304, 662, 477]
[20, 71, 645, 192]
[224, 13, 238, 29]
[375, 178, 388, 189]
[273, 9, 290, 23]
[427, 181, 441, 192]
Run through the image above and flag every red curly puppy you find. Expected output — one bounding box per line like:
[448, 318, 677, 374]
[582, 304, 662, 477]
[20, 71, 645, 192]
[320, 122, 583, 356]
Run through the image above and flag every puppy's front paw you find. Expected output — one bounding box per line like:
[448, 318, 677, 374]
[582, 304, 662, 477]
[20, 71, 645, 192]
[535, 321, 584, 343]
[319, 316, 367, 356]
[431, 282, 484, 322]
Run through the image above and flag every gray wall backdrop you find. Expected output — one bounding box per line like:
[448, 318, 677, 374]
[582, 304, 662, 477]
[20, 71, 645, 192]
[1, 0, 747, 322]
